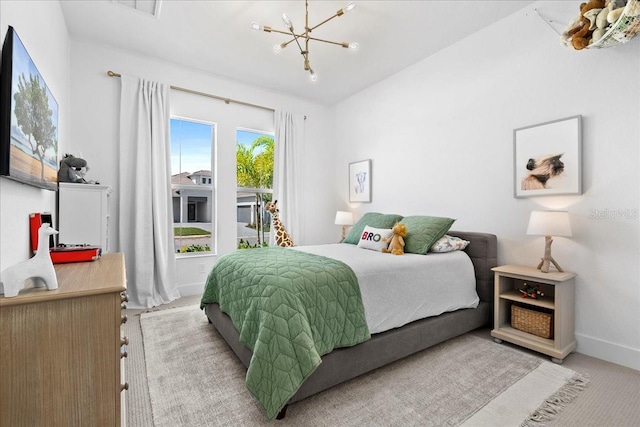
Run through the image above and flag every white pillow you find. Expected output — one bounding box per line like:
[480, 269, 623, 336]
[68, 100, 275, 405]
[430, 235, 470, 253]
[357, 226, 393, 251]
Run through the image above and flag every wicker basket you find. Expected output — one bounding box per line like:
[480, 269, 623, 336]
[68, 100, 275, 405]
[511, 305, 553, 339]
[588, 0, 640, 48]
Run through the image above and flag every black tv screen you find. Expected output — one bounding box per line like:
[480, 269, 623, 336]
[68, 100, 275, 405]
[0, 26, 58, 191]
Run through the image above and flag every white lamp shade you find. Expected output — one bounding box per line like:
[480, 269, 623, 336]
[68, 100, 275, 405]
[527, 211, 572, 237]
[334, 211, 354, 226]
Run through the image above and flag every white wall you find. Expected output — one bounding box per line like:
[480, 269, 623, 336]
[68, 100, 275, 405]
[6, 0, 636, 370]
[0, 1, 70, 272]
[68, 41, 335, 296]
[332, 3, 639, 370]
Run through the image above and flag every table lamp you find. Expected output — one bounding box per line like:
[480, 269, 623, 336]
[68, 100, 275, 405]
[334, 211, 354, 242]
[527, 210, 572, 273]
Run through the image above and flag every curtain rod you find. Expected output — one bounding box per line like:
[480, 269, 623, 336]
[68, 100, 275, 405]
[107, 70, 275, 113]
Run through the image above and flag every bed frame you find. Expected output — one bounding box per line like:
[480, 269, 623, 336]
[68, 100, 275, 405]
[203, 231, 497, 418]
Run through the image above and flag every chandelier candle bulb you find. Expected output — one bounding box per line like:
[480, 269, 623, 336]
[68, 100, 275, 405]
[282, 13, 292, 28]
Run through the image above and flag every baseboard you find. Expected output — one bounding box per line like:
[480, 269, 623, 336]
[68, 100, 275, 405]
[576, 333, 640, 371]
[178, 283, 204, 298]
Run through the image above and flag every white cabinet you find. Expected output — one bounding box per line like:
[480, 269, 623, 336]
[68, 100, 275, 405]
[58, 183, 112, 252]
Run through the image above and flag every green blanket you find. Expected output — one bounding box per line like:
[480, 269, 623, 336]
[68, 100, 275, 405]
[200, 247, 370, 420]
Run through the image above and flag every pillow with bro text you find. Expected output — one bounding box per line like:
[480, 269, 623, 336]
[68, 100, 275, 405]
[356, 226, 393, 251]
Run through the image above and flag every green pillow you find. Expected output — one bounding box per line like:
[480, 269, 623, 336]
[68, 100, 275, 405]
[401, 215, 456, 254]
[344, 212, 404, 244]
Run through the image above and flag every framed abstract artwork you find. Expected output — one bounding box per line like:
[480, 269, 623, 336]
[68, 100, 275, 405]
[349, 159, 371, 203]
[513, 115, 582, 198]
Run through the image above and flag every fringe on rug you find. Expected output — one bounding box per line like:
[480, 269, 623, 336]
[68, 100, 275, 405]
[520, 372, 590, 427]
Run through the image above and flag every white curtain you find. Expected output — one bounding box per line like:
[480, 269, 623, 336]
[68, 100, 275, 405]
[272, 111, 305, 246]
[118, 75, 180, 308]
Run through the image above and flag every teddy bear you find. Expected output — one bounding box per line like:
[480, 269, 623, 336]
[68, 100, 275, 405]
[562, 0, 606, 50]
[382, 222, 407, 255]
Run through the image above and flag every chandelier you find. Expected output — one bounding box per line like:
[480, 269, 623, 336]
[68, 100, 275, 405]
[251, 1, 358, 82]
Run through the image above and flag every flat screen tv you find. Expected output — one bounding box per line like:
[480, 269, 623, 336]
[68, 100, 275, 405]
[0, 26, 58, 191]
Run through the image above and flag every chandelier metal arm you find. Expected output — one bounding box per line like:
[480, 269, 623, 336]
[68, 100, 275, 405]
[307, 36, 351, 48]
[309, 11, 343, 32]
[265, 27, 303, 38]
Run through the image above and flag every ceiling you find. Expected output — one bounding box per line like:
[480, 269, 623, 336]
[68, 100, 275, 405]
[60, 1, 535, 106]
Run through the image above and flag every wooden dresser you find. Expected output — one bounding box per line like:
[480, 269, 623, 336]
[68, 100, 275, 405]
[0, 253, 128, 426]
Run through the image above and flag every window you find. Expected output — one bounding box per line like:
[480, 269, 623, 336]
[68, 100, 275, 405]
[170, 117, 215, 254]
[236, 129, 274, 249]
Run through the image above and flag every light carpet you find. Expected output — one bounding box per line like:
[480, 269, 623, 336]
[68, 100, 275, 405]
[140, 305, 588, 427]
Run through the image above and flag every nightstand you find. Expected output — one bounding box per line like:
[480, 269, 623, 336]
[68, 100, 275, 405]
[491, 265, 577, 364]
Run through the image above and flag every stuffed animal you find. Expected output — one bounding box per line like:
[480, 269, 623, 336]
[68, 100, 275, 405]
[58, 154, 89, 183]
[382, 222, 407, 255]
[264, 200, 294, 247]
[562, 0, 606, 49]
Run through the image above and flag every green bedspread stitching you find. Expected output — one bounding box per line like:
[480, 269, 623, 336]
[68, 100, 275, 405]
[200, 246, 371, 420]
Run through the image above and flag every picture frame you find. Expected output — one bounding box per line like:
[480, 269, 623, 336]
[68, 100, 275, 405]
[349, 159, 371, 203]
[0, 26, 59, 191]
[513, 115, 582, 198]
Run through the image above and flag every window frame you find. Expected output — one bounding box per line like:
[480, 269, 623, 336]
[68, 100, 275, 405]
[170, 115, 217, 257]
[236, 127, 275, 248]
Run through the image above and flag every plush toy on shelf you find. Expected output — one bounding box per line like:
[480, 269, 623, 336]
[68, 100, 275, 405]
[58, 154, 90, 183]
[519, 282, 545, 299]
[382, 222, 407, 255]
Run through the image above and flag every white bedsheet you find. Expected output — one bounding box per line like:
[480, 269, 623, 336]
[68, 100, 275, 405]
[294, 244, 479, 334]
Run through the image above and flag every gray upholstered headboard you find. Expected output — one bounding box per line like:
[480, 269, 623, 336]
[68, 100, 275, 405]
[447, 231, 497, 307]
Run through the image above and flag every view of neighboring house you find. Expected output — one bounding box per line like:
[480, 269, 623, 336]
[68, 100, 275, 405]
[171, 171, 270, 247]
[171, 170, 212, 223]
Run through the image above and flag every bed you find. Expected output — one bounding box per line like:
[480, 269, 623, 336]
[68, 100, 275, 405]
[202, 230, 497, 419]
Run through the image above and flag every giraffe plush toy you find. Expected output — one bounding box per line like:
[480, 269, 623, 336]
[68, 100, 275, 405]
[264, 200, 294, 247]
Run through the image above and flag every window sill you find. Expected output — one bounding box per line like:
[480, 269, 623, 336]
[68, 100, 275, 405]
[175, 252, 217, 260]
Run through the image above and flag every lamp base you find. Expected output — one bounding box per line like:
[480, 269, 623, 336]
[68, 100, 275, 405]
[340, 225, 347, 242]
[535, 235, 564, 273]
[536, 256, 564, 273]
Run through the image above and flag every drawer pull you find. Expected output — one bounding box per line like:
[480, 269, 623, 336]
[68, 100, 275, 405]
[121, 350, 128, 359]
[121, 293, 129, 303]
[121, 382, 129, 392]
[120, 336, 129, 346]
[121, 315, 128, 324]
[121, 303, 127, 310]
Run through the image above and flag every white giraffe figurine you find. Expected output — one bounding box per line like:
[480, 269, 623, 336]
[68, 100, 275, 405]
[0, 223, 59, 298]
[264, 200, 294, 247]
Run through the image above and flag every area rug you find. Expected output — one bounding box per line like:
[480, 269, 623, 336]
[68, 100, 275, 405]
[140, 305, 588, 427]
